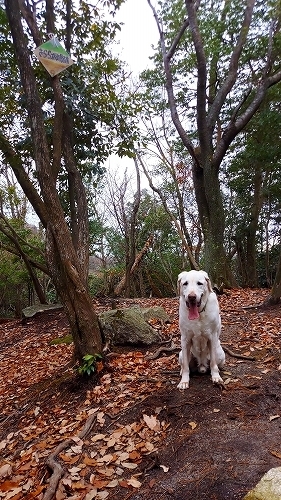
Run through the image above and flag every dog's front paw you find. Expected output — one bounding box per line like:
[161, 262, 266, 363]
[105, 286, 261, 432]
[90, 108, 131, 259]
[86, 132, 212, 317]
[177, 380, 190, 390]
[211, 374, 224, 386]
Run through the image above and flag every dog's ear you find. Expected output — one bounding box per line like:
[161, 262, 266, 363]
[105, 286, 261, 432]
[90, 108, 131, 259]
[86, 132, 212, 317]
[200, 270, 213, 292]
[205, 277, 212, 292]
[177, 272, 185, 295]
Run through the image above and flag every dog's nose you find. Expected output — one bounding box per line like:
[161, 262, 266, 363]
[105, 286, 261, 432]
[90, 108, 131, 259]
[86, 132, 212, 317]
[188, 292, 197, 302]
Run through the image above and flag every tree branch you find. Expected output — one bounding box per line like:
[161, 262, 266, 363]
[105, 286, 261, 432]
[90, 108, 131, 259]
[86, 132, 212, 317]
[214, 69, 281, 166]
[0, 132, 47, 226]
[138, 153, 199, 270]
[185, 0, 208, 152]
[207, 0, 255, 133]
[147, 0, 198, 166]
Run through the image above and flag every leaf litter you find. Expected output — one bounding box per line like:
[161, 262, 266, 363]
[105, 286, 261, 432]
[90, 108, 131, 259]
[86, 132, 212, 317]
[0, 291, 281, 499]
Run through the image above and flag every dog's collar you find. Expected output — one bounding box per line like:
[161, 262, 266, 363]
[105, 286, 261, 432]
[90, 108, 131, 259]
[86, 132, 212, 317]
[199, 299, 208, 314]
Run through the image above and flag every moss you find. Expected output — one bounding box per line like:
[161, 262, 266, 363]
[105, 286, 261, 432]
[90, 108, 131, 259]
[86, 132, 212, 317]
[50, 334, 73, 345]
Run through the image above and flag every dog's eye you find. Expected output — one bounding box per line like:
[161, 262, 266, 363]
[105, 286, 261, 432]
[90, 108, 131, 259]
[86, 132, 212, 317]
[183, 281, 188, 286]
[197, 281, 203, 286]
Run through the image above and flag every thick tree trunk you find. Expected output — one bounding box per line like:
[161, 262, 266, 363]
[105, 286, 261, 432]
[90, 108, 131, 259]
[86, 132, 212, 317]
[192, 158, 235, 286]
[265, 246, 281, 305]
[46, 229, 102, 362]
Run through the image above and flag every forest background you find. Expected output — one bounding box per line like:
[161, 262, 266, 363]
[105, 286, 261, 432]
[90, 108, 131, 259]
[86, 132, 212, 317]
[0, 0, 281, 364]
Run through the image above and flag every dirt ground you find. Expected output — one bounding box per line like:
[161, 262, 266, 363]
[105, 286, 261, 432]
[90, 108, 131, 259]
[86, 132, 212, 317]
[0, 289, 280, 500]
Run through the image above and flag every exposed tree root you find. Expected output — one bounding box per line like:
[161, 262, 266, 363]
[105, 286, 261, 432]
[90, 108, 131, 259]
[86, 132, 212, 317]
[222, 344, 255, 361]
[145, 342, 178, 360]
[43, 413, 97, 500]
[145, 343, 255, 362]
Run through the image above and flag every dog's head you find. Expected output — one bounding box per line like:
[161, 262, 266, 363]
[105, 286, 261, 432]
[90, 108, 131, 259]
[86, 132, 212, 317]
[177, 270, 212, 320]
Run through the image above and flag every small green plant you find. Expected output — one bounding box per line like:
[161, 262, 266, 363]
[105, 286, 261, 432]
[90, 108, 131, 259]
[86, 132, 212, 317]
[77, 353, 103, 377]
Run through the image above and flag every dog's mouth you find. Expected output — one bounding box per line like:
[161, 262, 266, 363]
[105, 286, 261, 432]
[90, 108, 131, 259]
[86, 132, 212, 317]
[186, 297, 202, 320]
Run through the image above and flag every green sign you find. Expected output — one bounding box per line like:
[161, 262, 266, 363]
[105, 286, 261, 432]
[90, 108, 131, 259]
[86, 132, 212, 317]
[34, 36, 74, 76]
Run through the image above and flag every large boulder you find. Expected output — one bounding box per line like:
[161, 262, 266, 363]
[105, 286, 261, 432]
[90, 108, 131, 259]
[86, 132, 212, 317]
[243, 467, 281, 500]
[98, 307, 168, 345]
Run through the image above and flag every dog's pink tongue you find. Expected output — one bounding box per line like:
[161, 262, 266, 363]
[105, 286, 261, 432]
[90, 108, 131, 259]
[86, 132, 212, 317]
[188, 304, 200, 320]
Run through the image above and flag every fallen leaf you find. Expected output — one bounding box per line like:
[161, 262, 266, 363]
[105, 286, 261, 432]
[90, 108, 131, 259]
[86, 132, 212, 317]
[5, 487, 22, 499]
[89, 479, 109, 489]
[269, 415, 280, 421]
[70, 445, 83, 454]
[97, 412, 105, 426]
[0, 441, 7, 451]
[0, 464, 12, 479]
[106, 479, 119, 487]
[34, 406, 40, 416]
[144, 442, 155, 452]
[119, 480, 129, 488]
[213, 408, 220, 413]
[160, 464, 169, 472]
[106, 437, 116, 447]
[91, 434, 106, 443]
[149, 478, 156, 488]
[0, 481, 19, 492]
[143, 414, 160, 431]
[189, 421, 197, 430]
[96, 491, 109, 499]
[85, 490, 98, 500]
[127, 477, 142, 488]
[68, 466, 82, 473]
[83, 456, 98, 466]
[121, 462, 138, 469]
[96, 454, 114, 464]
[269, 450, 281, 459]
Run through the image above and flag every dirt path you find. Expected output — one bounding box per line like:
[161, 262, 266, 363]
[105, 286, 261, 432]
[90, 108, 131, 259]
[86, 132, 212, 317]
[0, 290, 280, 500]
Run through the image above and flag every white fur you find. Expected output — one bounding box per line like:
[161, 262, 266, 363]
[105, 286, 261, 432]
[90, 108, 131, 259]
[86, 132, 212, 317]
[177, 270, 225, 389]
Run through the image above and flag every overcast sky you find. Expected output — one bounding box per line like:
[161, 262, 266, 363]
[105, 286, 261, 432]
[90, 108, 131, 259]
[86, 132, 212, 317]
[114, 0, 159, 74]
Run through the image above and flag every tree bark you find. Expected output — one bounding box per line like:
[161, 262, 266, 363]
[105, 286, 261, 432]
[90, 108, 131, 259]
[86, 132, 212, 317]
[266, 245, 281, 305]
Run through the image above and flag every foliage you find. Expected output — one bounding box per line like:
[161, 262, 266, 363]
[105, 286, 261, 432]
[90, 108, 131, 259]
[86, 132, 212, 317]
[139, 0, 281, 286]
[77, 353, 103, 377]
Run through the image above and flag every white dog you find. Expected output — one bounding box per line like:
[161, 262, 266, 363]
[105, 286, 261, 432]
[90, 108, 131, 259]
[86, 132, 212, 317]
[177, 270, 225, 389]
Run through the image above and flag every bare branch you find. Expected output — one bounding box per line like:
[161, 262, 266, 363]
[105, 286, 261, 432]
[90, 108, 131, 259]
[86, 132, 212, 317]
[137, 152, 199, 270]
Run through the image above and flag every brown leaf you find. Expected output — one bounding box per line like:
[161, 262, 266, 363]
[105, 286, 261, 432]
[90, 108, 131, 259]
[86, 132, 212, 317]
[149, 478, 156, 488]
[59, 453, 80, 464]
[83, 456, 98, 466]
[0, 481, 19, 492]
[143, 414, 161, 431]
[127, 477, 142, 488]
[90, 479, 109, 488]
[269, 450, 281, 459]
[119, 480, 129, 488]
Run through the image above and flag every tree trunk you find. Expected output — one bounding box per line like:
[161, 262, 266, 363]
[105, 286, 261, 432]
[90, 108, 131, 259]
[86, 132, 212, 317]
[266, 245, 281, 305]
[114, 235, 154, 296]
[5, 0, 102, 363]
[192, 157, 235, 286]
[46, 228, 102, 362]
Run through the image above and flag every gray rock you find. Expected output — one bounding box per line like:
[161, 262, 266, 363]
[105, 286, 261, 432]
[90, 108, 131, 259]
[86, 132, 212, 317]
[98, 308, 162, 345]
[141, 306, 170, 323]
[22, 303, 63, 318]
[243, 467, 281, 500]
